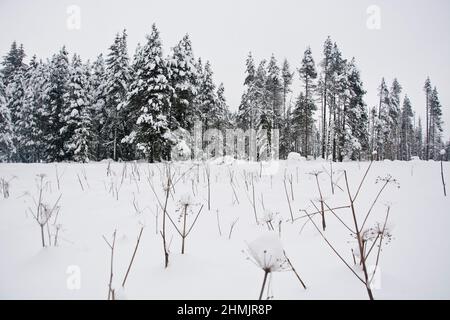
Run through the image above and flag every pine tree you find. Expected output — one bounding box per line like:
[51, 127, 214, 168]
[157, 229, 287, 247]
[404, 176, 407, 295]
[375, 77, 390, 159]
[292, 92, 316, 155]
[237, 58, 267, 159]
[319, 36, 334, 159]
[281, 58, 293, 117]
[121, 24, 174, 162]
[280, 103, 294, 157]
[423, 77, 432, 160]
[387, 78, 402, 159]
[413, 116, 423, 159]
[265, 55, 283, 130]
[298, 47, 317, 156]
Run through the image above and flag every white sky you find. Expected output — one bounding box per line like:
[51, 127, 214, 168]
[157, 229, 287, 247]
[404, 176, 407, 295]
[1, 0, 449, 137]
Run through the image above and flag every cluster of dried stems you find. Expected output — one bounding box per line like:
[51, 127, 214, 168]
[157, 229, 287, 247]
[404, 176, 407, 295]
[103, 226, 145, 300]
[303, 161, 396, 300]
[246, 245, 307, 300]
[78, 160, 401, 300]
[148, 162, 204, 267]
[27, 174, 63, 248]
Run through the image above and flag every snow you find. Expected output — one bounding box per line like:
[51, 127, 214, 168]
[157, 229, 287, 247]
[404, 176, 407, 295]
[0, 160, 449, 299]
[287, 152, 305, 161]
[246, 232, 286, 272]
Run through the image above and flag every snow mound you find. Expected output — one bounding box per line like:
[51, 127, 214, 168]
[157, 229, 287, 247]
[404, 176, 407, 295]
[212, 155, 235, 165]
[247, 232, 286, 272]
[287, 152, 305, 161]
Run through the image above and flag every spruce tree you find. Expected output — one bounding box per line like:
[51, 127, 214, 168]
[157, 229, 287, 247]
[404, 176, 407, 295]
[60, 54, 92, 162]
[429, 87, 444, 159]
[89, 54, 108, 160]
[215, 83, 228, 130]
[375, 77, 390, 160]
[197, 60, 218, 130]
[20, 57, 48, 162]
[104, 30, 131, 161]
[169, 34, 198, 131]
[121, 24, 173, 162]
[45, 46, 70, 162]
[238, 52, 259, 130]
[342, 58, 368, 160]
[0, 77, 14, 161]
[4, 67, 26, 161]
[400, 95, 414, 160]
[1, 41, 26, 86]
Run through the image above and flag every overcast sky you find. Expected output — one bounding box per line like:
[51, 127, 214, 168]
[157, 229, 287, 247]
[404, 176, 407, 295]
[1, 0, 449, 137]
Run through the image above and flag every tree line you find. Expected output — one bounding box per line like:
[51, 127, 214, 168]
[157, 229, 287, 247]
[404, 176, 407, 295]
[0, 24, 231, 163]
[238, 37, 448, 161]
[0, 29, 448, 163]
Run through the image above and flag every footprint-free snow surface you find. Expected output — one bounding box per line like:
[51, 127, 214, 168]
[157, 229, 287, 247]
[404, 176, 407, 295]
[0, 159, 449, 299]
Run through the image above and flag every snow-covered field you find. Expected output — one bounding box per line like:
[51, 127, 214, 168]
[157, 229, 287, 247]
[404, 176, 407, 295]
[0, 159, 449, 300]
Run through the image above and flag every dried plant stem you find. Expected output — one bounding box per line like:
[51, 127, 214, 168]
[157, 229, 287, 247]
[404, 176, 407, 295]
[205, 164, 211, 210]
[76, 173, 84, 191]
[251, 174, 258, 223]
[103, 230, 117, 300]
[216, 210, 222, 236]
[283, 179, 294, 223]
[369, 206, 390, 284]
[330, 161, 334, 194]
[314, 173, 326, 231]
[283, 251, 307, 289]
[122, 226, 144, 288]
[304, 209, 365, 284]
[441, 157, 447, 196]
[228, 218, 239, 239]
[258, 270, 269, 300]
[344, 171, 374, 300]
[181, 204, 188, 254]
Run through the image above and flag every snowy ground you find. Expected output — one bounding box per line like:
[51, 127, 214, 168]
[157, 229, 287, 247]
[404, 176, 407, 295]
[0, 159, 449, 300]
